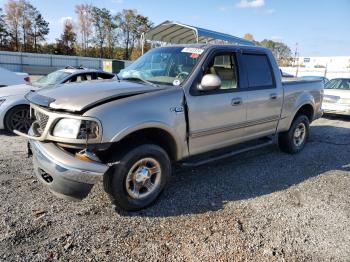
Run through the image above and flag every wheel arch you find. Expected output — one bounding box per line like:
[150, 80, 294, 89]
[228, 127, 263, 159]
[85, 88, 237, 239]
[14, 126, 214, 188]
[106, 125, 182, 162]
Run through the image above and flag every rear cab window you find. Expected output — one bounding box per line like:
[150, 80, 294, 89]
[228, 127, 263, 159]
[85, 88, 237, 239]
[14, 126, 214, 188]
[241, 53, 275, 89]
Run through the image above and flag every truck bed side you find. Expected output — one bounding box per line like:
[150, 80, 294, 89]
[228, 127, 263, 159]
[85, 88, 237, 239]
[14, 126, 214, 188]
[277, 79, 323, 132]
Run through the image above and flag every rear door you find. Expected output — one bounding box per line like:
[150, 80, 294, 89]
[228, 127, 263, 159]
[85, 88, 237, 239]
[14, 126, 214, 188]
[239, 52, 283, 139]
[186, 49, 248, 155]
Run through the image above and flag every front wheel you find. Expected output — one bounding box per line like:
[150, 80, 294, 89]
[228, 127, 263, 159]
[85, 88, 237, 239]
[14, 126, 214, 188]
[4, 105, 32, 133]
[104, 144, 171, 211]
[278, 115, 310, 154]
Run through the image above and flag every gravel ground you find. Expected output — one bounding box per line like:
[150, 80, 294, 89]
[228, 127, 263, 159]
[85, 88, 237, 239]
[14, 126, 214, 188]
[0, 116, 349, 261]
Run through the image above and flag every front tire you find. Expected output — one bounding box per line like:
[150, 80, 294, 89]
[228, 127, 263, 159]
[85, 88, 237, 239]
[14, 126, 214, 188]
[104, 144, 171, 211]
[278, 115, 310, 154]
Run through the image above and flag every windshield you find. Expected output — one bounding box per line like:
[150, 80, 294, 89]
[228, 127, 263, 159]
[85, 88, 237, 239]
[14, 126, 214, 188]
[118, 47, 204, 86]
[325, 79, 350, 89]
[32, 71, 71, 88]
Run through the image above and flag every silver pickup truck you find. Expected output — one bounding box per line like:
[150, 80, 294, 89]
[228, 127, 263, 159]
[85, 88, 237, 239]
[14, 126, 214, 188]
[16, 44, 323, 211]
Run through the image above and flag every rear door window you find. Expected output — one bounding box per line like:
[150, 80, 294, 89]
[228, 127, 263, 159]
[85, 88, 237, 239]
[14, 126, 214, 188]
[242, 54, 274, 89]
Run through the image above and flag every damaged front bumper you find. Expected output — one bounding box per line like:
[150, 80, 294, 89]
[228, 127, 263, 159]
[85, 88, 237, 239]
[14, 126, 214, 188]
[29, 139, 109, 200]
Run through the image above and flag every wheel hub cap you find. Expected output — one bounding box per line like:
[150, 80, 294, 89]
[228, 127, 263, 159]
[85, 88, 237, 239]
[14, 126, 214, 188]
[125, 158, 161, 200]
[293, 123, 306, 146]
[135, 167, 150, 183]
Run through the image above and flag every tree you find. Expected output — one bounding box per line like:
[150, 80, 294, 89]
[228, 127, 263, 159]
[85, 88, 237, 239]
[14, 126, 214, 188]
[115, 9, 152, 60]
[4, 0, 22, 51]
[31, 11, 49, 52]
[75, 4, 92, 56]
[0, 8, 9, 48]
[56, 19, 77, 55]
[18, 0, 35, 52]
[91, 7, 110, 58]
[259, 39, 292, 62]
[244, 33, 254, 41]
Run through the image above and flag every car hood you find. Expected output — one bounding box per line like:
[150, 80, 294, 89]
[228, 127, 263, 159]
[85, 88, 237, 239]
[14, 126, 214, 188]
[0, 84, 37, 98]
[26, 80, 165, 112]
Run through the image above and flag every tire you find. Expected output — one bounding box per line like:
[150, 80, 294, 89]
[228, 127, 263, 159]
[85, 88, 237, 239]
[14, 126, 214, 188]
[278, 115, 310, 154]
[104, 144, 171, 211]
[4, 105, 32, 133]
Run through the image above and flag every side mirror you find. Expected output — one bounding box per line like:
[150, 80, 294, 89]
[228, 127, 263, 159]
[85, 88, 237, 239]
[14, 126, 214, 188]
[198, 74, 221, 91]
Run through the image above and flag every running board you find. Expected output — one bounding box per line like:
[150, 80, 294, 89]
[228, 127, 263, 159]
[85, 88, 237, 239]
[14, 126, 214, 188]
[181, 137, 275, 168]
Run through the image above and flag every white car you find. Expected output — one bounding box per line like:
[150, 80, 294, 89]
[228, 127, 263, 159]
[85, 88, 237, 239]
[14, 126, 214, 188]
[322, 78, 350, 115]
[0, 67, 115, 133]
[0, 67, 30, 87]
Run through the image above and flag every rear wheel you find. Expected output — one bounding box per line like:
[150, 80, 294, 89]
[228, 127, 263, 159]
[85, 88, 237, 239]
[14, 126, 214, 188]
[278, 115, 310, 154]
[4, 105, 32, 133]
[104, 144, 171, 211]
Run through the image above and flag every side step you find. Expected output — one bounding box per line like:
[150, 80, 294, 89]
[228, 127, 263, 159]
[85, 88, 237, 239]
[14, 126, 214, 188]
[181, 136, 276, 168]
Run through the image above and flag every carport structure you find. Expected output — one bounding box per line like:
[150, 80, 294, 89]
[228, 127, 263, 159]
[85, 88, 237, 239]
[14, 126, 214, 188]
[142, 20, 255, 53]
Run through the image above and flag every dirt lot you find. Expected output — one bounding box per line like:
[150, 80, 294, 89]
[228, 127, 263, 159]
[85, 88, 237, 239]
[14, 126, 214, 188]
[0, 116, 349, 261]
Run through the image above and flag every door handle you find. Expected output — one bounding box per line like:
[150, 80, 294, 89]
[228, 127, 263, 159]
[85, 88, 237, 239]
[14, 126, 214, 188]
[231, 97, 242, 106]
[270, 93, 278, 100]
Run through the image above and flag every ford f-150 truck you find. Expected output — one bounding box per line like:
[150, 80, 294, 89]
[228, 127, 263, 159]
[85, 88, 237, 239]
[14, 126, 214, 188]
[16, 44, 323, 211]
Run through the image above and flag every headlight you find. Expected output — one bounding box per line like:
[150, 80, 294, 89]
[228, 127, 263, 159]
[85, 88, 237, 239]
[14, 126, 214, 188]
[0, 98, 5, 106]
[53, 118, 100, 139]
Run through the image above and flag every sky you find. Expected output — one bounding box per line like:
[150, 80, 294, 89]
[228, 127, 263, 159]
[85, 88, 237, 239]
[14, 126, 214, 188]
[1, 0, 350, 57]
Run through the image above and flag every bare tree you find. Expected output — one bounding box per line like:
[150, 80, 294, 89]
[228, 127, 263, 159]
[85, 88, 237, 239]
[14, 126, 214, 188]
[56, 19, 77, 55]
[0, 8, 9, 48]
[75, 4, 92, 56]
[4, 0, 22, 51]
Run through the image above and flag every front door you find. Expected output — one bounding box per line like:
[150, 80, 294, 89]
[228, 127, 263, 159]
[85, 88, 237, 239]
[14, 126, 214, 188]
[186, 51, 248, 156]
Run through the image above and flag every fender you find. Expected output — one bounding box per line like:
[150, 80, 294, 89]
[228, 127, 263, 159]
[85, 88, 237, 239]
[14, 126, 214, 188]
[110, 121, 188, 160]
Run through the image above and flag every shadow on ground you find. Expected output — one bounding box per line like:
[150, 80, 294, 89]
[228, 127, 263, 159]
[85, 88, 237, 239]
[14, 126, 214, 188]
[121, 124, 350, 217]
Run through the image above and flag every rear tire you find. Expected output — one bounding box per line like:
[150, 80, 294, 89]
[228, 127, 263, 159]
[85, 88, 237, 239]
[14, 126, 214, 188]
[278, 115, 310, 154]
[104, 144, 171, 211]
[4, 105, 32, 133]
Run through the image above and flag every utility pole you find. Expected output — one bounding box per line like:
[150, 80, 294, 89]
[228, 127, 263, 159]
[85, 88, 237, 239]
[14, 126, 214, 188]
[294, 42, 299, 77]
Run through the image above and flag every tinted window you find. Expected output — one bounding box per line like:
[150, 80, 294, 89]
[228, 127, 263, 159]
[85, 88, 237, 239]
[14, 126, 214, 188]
[242, 54, 274, 88]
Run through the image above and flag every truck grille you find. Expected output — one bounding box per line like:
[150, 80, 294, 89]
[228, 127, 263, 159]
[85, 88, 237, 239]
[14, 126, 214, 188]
[34, 110, 49, 134]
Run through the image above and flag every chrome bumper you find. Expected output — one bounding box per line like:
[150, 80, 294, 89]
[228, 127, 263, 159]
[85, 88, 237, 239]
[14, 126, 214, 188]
[30, 139, 109, 200]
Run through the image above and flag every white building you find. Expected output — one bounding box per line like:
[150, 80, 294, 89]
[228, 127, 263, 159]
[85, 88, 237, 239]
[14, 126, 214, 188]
[296, 56, 350, 70]
[281, 56, 350, 79]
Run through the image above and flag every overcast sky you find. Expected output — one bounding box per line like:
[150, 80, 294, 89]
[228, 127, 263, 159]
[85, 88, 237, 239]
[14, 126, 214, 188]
[2, 0, 349, 57]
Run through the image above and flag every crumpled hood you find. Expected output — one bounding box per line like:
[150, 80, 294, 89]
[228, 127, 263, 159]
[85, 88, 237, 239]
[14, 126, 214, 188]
[0, 84, 37, 98]
[26, 80, 164, 112]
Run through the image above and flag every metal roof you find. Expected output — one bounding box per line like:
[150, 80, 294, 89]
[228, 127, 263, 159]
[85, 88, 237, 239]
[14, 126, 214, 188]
[145, 20, 255, 46]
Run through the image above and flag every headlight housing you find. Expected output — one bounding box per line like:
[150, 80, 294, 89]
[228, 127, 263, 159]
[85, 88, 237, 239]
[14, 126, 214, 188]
[53, 118, 100, 139]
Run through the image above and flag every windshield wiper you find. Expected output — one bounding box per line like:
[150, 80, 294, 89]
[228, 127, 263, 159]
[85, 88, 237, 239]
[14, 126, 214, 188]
[122, 77, 159, 87]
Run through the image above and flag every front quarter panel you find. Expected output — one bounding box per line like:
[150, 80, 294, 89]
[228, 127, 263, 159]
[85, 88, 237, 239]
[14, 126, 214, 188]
[83, 87, 188, 160]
